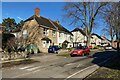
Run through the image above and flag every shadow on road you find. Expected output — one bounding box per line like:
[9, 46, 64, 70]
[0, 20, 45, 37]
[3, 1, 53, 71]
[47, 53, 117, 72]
[90, 50, 120, 70]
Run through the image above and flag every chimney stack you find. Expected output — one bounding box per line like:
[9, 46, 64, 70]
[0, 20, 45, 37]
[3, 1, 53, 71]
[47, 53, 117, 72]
[56, 20, 59, 24]
[34, 8, 40, 17]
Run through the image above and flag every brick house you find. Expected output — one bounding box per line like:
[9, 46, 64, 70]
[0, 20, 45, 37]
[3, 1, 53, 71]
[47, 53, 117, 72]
[22, 8, 72, 52]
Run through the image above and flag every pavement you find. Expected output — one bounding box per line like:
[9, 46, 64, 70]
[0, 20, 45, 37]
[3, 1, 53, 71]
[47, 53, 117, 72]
[2, 49, 117, 79]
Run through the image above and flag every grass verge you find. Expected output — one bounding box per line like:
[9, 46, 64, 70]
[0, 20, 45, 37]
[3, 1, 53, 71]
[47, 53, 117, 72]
[85, 54, 120, 79]
[57, 53, 70, 57]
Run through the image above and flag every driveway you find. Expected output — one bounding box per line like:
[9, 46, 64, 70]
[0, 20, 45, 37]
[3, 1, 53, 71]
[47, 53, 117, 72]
[2, 49, 117, 79]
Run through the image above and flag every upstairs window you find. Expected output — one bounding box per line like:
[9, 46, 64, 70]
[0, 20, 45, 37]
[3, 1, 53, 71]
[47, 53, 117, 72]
[65, 33, 67, 39]
[43, 28, 49, 36]
[59, 32, 62, 37]
[52, 30, 56, 37]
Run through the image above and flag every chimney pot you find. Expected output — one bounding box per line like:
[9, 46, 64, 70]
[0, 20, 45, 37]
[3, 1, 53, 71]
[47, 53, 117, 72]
[56, 20, 59, 24]
[35, 8, 40, 17]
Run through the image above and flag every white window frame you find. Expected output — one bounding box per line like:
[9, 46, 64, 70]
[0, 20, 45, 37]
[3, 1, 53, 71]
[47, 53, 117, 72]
[59, 32, 62, 37]
[52, 30, 56, 37]
[43, 28, 49, 36]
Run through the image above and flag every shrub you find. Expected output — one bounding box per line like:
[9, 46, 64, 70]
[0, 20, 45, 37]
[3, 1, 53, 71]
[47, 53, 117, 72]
[94, 46, 99, 49]
[67, 48, 73, 52]
[62, 44, 67, 49]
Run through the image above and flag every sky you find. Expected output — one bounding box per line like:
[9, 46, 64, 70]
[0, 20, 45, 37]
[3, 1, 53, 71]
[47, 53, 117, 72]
[1, 2, 109, 39]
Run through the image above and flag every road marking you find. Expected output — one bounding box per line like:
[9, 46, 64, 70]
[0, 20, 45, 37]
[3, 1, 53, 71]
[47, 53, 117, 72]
[26, 66, 41, 71]
[76, 64, 82, 68]
[65, 65, 97, 80]
[12, 69, 41, 78]
[66, 63, 75, 66]
[65, 55, 116, 80]
[19, 65, 34, 70]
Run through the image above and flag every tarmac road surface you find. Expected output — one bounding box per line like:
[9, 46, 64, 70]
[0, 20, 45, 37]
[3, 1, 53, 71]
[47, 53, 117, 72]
[2, 50, 117, 79]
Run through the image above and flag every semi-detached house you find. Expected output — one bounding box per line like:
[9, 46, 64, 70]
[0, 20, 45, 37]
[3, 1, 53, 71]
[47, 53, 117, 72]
[22, 8, 73, 52]
[90, 33, 103, 47]
[71, 28, 87, 47]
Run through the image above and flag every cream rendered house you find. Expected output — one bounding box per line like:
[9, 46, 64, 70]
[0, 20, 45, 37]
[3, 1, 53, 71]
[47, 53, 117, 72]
[51, 20, 73, 48]
[101, 36, 111, 46]
[90, 33, 103, 47]
[71, 28, 87, 47]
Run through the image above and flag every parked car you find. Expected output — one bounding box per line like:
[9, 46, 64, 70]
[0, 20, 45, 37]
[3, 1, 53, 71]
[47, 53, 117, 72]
[104, 45, 112, 50]
[88, 46, 92, 49]
[48, 45, 61, 53]
[70, 46, 90, 57]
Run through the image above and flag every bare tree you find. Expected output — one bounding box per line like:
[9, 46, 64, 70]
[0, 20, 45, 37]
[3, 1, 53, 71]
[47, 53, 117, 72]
[102, 15, 115, 46]
[102, 2, 120, 52]
[63, 2, 107, 46]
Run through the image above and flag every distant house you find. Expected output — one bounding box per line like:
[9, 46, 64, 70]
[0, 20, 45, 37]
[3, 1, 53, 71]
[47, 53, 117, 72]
[90, 33, 103, 47]
[101, 36, 111, 46]
[11, 27, 22, 39]
[22, 8, 72, 52]
[50, 20, 73, 48]
[71, 28, 87, 47]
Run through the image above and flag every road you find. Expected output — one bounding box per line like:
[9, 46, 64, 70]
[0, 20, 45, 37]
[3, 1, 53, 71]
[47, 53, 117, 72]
[2, 50, 117, 79]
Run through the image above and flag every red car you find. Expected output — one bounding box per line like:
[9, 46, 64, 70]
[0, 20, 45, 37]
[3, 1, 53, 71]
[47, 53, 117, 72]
[70, 46, 90, 57]
[88, 46, 92, 49]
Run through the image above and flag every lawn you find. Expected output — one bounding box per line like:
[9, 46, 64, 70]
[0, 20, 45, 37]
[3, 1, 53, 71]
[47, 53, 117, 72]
[57, 53, 70, 57]
[85, 54, 120, 80]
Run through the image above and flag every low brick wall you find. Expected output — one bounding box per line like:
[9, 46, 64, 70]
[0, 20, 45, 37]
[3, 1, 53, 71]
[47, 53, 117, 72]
[1, 51, 27, 61]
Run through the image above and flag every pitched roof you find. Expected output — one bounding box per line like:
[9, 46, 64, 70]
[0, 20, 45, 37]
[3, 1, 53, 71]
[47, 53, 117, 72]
[25, 15, 72, 35]
[101, 36, 111, 42]
[71, 28, 86, 36]
[50, 20, 73, 35]
[25, 15, 56, 29]
[41, 37, 51, 42]
[91, 33, 103, 40]
[63, 40, 69, 43]
[11, 28, 21, 33]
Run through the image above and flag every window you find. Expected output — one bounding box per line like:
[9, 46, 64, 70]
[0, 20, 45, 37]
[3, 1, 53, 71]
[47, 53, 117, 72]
[65, 33, 67, 39]
[23, 30, 28, 39]
[43, 28, 49, 36]
[59, 43, 62, 46]
[42, 41, 46, 48]
[52, 30, 56, 37]
[59, 32, 62, 37]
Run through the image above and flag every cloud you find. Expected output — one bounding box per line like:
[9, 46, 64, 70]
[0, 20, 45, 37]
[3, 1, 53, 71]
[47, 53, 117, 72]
[17, 16, 23, 20]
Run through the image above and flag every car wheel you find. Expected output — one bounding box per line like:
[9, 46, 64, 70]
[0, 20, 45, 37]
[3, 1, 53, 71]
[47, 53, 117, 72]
[56, 51, 58, 54]
[81, 52, 85, 56]
[87, 52, 90, 55]
[54, 51, 58, 54]
[70, 54, 74, 57]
